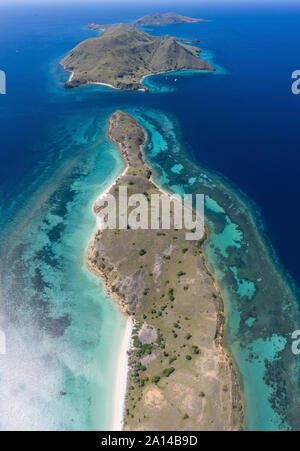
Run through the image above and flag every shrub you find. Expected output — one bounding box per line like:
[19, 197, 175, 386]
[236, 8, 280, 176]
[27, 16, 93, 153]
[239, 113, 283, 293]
[177, 271, 186, 277]
[139, 249, 147, 256]
[162, 367, 175, 377]
[151, 376, 160, 384]
[136, 362, 146, 371]
[133, 336, 142, 348]
[141, 343, 152, 355]
[168, 288, 175, 301]
[186, 355, 192, 360]
[156, 331, 163, 346]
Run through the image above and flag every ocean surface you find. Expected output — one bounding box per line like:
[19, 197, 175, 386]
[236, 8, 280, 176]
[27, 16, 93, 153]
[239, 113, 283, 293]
[0, 2, 300, 430]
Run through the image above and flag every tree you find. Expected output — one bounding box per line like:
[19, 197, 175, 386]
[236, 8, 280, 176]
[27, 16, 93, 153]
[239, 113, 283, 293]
[151, 376, 160, 384]
[162, 367, 175, 377]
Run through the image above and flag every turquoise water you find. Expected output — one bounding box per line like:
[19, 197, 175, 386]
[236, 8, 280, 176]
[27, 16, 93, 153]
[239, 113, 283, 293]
[130, 108, 300, 430]
[0, 112, 126, 430]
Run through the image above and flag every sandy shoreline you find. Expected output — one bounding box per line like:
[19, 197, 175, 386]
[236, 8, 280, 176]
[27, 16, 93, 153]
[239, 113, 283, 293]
[62, 67, 213, 92]
[88, 80, 120, 90]
[88, 68, 212, 92]
[94, 165, 129, 230]
[68, 71, 74, 82]
[88, 186, 131, 430]
[86, 122, 133, 430]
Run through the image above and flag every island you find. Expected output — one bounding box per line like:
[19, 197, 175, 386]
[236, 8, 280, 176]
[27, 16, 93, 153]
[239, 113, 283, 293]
[61, 24, 214, 91]
[86, 12, 207, 31]
[87, 111, 244, 431]
[86, 22, 124, 31]
[133, 12, 207, 27]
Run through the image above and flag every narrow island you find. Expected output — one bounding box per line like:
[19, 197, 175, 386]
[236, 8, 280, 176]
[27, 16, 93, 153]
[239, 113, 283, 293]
[87, 111, 244, 431]
[132, 12, 207, 27]
[61, 24, 214, 91]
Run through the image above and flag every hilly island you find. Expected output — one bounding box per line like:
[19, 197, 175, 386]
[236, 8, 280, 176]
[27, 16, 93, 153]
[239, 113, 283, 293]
[87, 111, 244, 430]
[61, 24, 214, 91]
[133, 12, 207, 27]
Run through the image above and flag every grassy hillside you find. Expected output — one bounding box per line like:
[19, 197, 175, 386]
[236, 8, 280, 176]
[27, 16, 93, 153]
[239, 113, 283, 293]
[61, 25, 214, 91]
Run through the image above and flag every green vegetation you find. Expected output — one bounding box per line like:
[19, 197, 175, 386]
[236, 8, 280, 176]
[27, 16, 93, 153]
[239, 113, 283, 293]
[87, 110, 244, 431]
[156, 331, 164, 347]
[168, 288, 175, 301]
[192, 345, 200, 354]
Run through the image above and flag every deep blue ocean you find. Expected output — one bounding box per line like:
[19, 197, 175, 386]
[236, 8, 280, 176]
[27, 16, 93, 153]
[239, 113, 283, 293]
[0, 1, 300, 431]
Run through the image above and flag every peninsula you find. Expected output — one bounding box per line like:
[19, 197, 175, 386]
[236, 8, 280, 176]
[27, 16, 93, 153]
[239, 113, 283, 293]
[87, 111, 244, 430]
[61, 25, 214, 91]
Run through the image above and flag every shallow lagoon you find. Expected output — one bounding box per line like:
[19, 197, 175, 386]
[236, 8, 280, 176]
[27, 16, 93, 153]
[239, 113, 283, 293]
[133, 109, 300, 430]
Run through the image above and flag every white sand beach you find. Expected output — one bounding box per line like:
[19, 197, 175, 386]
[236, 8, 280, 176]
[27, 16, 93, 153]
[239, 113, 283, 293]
[88, 158, 132, 431]
[68, 71, 74, 82]
[111, 316, 133, 431]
